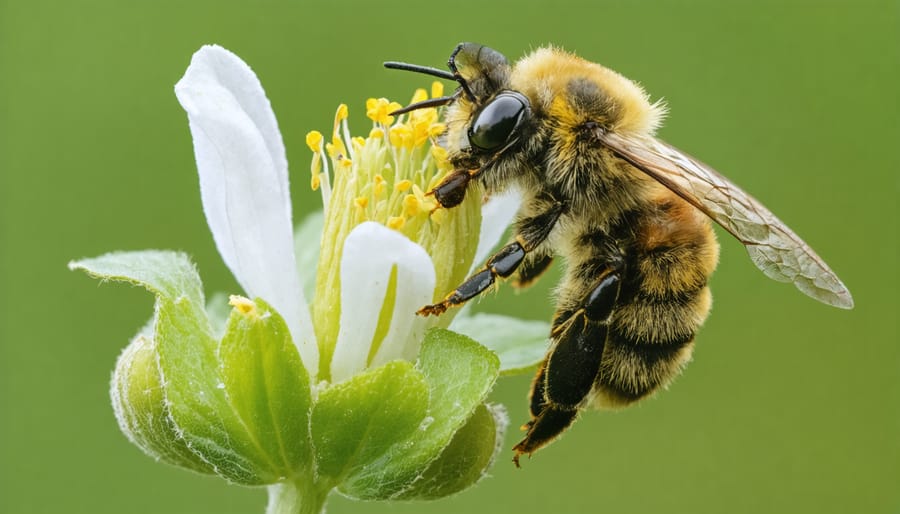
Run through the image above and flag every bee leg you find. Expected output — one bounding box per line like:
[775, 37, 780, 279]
[513, 268, 622, 463]
[430, 169, 473, 208]
[417, 239, 526, 316]
[418, 199, 565, 316]
[511, 253, 554, 290]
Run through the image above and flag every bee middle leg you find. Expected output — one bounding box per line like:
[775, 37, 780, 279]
[513, 265, 622, 465]
[418, 197, 564, 316]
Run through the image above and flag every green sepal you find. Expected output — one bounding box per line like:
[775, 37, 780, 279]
[69, 250, 205, 308]
[393, 403, 507, 500]
[73, 251, 216, 473]
[450, 313, 549, 375]
[110, 332, 218, 474]
[339, 328, 500, 499]
[310, 361, 429, 485]
[72, 251, 315, 485]
[218, 297, 314, 478]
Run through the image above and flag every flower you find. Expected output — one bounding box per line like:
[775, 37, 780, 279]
[71, 45, 548, 514]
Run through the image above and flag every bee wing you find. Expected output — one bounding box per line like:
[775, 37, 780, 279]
[601, 131, 853, 309]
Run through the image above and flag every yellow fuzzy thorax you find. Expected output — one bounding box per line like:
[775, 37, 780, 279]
[511, 47, 666, 135]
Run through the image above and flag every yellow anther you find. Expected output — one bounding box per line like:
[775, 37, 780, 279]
[431, 145, 451, 171]
[428, 122, 446, 137]
[355, 197, 369, 209]
[431, 81, 444, 99]
[305, 130, 324, 152]
[403, 193, 420, 216]
[410, 88, 428, 104]
[311, 173, 321, 191]
[389, 124, 413, 149]
[228, 295, 258, 317]
[368, 127, 384, 139]
[373, 174, 386, 196]
[351, 136, 366, 149]
[387, 216, 406, 230]
[334, 103, 349, 123]
[366, 97, 402, 126]
[394, 179, 412, 192]
[338, 156, 353, 169]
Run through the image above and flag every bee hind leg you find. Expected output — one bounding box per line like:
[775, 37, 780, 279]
[513, 267, 622, 464]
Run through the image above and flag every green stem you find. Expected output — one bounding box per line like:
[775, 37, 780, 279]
[265, 479, 331, 514]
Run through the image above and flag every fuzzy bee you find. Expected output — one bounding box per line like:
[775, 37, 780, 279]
[385, 43, 853, 466]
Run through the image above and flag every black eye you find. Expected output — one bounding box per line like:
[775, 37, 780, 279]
[468, 92, 528, 151]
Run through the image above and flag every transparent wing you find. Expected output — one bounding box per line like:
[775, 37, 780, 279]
[601, 131, 853, 309]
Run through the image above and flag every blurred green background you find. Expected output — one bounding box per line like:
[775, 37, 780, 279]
[2, 0, 897, 512]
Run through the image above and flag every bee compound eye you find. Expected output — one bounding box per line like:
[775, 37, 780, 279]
[467, 92, 528, 151]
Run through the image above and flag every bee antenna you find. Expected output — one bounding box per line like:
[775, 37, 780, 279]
[384, 58, 476, 103]
[389, 95, 456, 116]
[383, 61, 456, 81]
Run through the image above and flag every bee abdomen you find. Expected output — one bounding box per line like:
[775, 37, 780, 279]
[593, 287, 710, 407]
[592, 195, 718, 408]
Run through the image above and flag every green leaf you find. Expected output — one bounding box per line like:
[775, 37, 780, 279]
[450, 313, 549, 375]
[218, 298, 313, 477]
[395, 403, 508, 500]
[310, 361, 429, 485]
[110, 333, 217, 475]
[340, 328, 500, 499]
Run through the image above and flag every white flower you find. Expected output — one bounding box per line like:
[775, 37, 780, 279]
[174, 45, 520, 384]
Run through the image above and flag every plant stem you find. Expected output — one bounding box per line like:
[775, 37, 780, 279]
[265, 479, 330, 514]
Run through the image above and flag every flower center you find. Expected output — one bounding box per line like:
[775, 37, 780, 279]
[306, 83, 483, 380]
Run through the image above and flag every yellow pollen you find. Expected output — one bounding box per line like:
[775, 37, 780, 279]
[368, 127, 384, 139]
[355, 196, 369, 209]
[228, 295, 258, 317]
[395, 179, 412, 192]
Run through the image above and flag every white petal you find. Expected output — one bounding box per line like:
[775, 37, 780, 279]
[174, 45, 318, 375]
[471, 187, 523, 271]
[331, 222, 436, 383]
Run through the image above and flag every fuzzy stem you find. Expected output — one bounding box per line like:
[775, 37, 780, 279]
[265, 479, 330, 514]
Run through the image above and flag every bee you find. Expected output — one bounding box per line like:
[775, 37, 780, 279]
[385, 43, 853, 466]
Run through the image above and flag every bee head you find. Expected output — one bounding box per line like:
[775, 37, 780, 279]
[385, 43, 536, 183]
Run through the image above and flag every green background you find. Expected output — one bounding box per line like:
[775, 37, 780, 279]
[2, 0, 897, 513]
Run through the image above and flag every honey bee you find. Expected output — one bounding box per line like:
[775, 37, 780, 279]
[385, 43, 853, 466]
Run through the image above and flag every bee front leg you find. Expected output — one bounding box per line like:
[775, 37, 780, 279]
[430, 169, 475, 208]
[417, 238, 527, 316]
[417, 198, 565, 316]
[513, 266, 622, 465]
